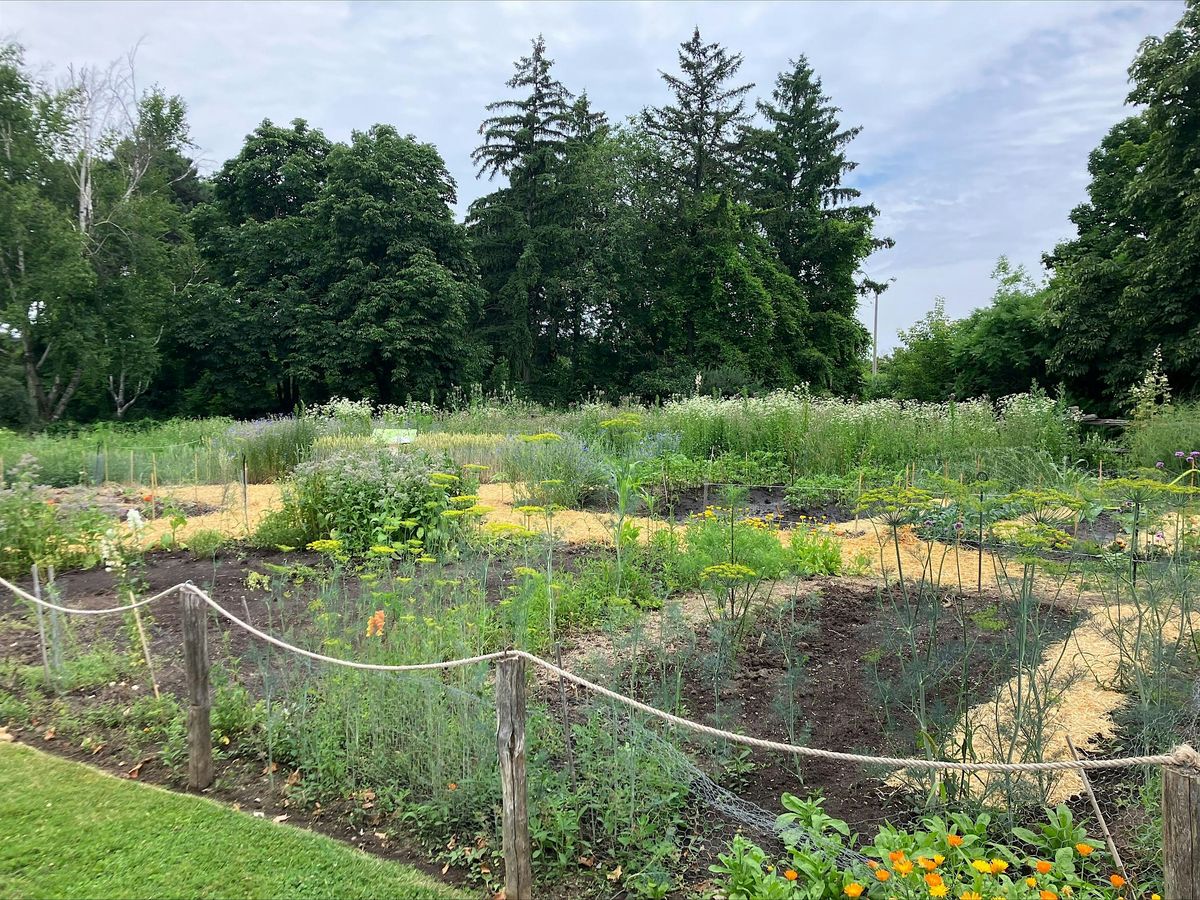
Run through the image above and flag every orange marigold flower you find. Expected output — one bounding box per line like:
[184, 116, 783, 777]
[1040, 891, 1058, 900]
[889, 850, 907, 864]
[875, 870, 891, 882]
[895, 860, 915, 876]
[924, 872, 944, 888]
[1109, 874, 1125, 889]
[1026, 878, 1038, 888]
[989, 859, 1009, 875]
[929, 886, 948, 899]
[970, 859, 992, 874]
[919, 857, 938, 871]
[866, 860, 880, 870]
[447, 782, 457, 791]
[1034, 860, 1052, 875]
[947, 834, 964, 847]
[784, 870, 798, 881]
[844, 883, 865, 899]
[1075, 843, 1094, 856]
[960, 893, 982, 900]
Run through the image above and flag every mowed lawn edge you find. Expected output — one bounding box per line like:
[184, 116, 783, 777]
[0, 740, 468, 900]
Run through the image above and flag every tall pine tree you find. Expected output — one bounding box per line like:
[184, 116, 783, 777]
[744, 57, 890, 394]
[468, 36, 575, 392]
[642, 27, 752, 196]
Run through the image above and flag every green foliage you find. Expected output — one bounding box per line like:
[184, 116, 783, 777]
[0, 457, 108, 576]
[1045, 2, 1200, 410]
[713, 797, 1132, 900]
[498, 433, 603, 507]
[279, 447, 474, 555]
[185, 528, 226, 558]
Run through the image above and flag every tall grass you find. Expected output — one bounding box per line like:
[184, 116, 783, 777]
[1127, 402, 1200, 469]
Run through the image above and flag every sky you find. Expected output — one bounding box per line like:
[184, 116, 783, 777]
[2, 0, 1184, 351]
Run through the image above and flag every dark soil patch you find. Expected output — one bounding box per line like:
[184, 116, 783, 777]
[612, 579, 1075, 830]
[1068, 512, 1124, 548]
[583, 485, 855, 527]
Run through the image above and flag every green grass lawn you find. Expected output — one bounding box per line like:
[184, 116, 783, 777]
[0, 740, 467, 899]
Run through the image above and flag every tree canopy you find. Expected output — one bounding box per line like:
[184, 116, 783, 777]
[4, 3, 1199, 427]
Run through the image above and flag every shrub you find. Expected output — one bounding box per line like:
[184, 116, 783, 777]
[0, 457, 108, 577]
[280, 447, 475, 555]
[186, 528, 227, 558]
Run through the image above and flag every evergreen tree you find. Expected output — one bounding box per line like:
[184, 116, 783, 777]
[642, 27, 752, 196]
[744, 57, 890, 393]
[468, 36, 576, 393]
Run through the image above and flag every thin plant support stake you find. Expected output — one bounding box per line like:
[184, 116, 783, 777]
[29, 565, 51, 685]
[128, 587, 161, 699]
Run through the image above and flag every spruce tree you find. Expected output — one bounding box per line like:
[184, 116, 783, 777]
[468, 36, 576, 392]
[744, 57, 890, 394]
[642, 27, 753, 195]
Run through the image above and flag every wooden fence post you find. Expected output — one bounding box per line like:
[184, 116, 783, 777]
[496, 655, 532, 900]
[181, 588, 213, 791]
[1163, 759, 1200, 900]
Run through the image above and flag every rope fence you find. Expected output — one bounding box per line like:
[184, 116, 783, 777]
[2, 574, 1199, 899]
[1, 574, 1195, 774]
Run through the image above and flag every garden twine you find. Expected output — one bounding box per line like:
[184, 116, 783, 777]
[3, 575, 1197, 776]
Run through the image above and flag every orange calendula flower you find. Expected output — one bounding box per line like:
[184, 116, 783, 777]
[947, 834, 964, 847]
[1075, 843, 1094, 856]
[875, 870, 891, 882]
[866, 860, 880, 871]
[989, 859, 1009, 875]
[1109, 874, 1125, 889]
[1026, 878, 1038, 888]
[1039, 891, 1058, 900]
[970, 860, 992, 875]
[960, 893, 983, 900]
[889, 850, 907, 865]
[895, 859, 915, 876]
[844, 883, 865, 899]
[784, 870, 798, 881]
[1033, 860, 1052, 875]
[924, 872, 944, 888]
[919, 857, 938, 870]
[929, 886, 948, 899]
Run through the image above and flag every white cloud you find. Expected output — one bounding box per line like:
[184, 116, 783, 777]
[2, 0, 1184, 350]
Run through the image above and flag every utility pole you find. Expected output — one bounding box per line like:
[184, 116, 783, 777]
[861, 277, 894, 381]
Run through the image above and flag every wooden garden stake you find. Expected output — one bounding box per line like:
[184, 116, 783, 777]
[496, 655, 532, 900]
[181, 588, 213, 790]
[129, 448, 134, 485]
[151, 453, 158, 518]
[1163, 754, 1200, 900]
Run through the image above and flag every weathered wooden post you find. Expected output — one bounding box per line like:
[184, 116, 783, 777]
[1163, 752, 1200, 900]
[496, 655, 532, 900]
[181, 587, 213, 791]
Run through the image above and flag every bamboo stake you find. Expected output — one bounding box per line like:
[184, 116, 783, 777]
[1067, 736, 1126, 884]
[128, 586, 160, 699]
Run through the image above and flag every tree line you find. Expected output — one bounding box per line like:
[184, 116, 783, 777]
[2, 5, 1198, 428]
